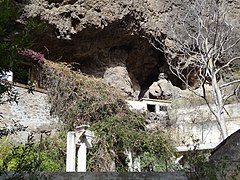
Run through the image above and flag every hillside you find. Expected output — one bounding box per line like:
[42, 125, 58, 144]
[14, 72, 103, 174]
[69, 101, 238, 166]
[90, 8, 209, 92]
[0, 0, 240, 177]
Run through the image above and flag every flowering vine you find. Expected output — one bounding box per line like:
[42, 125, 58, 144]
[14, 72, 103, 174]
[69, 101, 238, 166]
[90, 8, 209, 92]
[18, 49, 45, 62]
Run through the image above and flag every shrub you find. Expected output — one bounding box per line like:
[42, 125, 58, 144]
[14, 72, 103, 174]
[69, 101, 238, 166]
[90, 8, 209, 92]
[40, 60, 176, 171]
[0, 133, 66, 173]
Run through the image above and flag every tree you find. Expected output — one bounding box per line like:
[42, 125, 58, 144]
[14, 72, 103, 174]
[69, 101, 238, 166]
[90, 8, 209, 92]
[0, 0, 47, 82]
[0, 0, 21, 119]
[0, 0, 45, 137]
[152, 0, 240, 139]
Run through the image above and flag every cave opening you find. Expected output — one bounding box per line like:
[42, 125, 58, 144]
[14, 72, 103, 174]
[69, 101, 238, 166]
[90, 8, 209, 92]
[34, 13, 183, 99]
[125, 37, 166, 100]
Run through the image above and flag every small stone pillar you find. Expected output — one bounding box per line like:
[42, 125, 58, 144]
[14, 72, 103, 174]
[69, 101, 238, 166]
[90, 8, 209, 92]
[126, 151, 141, 172]
[66, 132, 76, 172]
[77, 140, 87, 172]
[66, 125, 94, 172]
[126, 151, 133, 172]
[155, 104, 160, 114]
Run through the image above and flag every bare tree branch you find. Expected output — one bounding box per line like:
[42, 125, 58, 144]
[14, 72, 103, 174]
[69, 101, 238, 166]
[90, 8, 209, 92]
[216, 57, 240, 74]
[223, 84, 240, 104]
[220, 79, 240, 89]
[152, 0, 240, 139]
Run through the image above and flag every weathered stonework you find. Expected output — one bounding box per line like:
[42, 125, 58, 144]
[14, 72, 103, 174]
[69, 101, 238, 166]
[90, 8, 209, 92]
[127, 97, 240, 150]
[1, 84, 239, 149]
[0, 86, 59, 142]
[210, 129, 240, 179]
[168, 102, 240, 151]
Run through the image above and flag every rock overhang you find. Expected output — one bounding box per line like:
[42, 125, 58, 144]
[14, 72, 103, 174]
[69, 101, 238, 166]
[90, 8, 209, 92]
[20, 0, 240, 99]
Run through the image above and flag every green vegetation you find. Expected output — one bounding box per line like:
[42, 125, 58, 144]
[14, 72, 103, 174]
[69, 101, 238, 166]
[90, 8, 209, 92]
[0, 0, 48, 84]
[182, 149, 215, 179]
[0, 0, 20, 70]
[0, 133, 66, 173]
[89, 114, 175, 171]
[0, 0, 176, 172]
[41, 60, 176, 171]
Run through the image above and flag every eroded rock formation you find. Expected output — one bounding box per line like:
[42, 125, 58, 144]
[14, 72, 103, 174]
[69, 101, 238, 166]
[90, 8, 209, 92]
[20, 0, 240, 100]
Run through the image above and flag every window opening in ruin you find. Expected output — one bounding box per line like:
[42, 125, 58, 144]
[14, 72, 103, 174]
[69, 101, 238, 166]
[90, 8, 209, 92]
[147, 104, 156, 113]
[10, 61, 43, 90]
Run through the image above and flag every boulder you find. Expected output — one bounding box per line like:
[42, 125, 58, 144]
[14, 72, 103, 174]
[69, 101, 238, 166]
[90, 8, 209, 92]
[103, 66, 140, 99]
[146, 77, 180, 100]
[149, 82, 162, 98]
[209, 129, 240, 179]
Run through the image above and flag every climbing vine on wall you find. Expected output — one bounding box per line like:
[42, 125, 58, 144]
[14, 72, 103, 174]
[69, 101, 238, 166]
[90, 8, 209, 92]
[40, 60, 176, 171]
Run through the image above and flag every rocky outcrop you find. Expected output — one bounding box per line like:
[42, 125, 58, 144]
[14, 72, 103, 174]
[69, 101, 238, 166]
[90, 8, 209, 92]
[103, 66, 140, 99]
[22, 0, 177, 39]
[18, 0, 181, 100]
[20, 0, 240, 100]
[144, 75, 180, 100]
[209, 129, 240, 179]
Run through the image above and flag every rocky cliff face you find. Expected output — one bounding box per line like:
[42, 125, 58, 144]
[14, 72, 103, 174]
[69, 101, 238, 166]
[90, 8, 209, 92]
[21, 0, 240, 99]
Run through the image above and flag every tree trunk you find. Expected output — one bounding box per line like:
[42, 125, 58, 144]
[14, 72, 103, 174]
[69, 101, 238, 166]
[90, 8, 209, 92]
[216, 106, 228, 139]
[212, 71, 228, 139]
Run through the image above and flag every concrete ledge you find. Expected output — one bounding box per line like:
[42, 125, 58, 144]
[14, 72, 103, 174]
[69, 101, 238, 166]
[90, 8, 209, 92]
[14, 82, 47, 94]
[176, 142, 220, 152]
[0, 172, 188, 180]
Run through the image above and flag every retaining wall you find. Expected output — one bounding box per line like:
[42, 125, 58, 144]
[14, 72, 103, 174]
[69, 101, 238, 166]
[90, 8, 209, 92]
[0, 85, 59, 142]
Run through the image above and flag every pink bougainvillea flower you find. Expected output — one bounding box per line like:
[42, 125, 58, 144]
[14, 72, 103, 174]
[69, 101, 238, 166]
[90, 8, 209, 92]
[18, 48, 45, 62]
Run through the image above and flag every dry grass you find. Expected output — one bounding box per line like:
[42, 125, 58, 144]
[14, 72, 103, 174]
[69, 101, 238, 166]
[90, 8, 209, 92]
[40, 60, 126, 127]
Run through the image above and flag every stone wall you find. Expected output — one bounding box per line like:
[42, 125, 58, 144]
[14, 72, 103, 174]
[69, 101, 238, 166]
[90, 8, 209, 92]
[2, 84, 239, 149]
[168, 103, 240, 151]
[127, 99, 240, 151]
[0, 85, 59, 142]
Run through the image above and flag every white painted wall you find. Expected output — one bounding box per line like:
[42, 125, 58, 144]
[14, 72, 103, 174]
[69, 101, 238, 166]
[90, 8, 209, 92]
[127, 100, 147, 111]
[1, 71, 13, 81]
